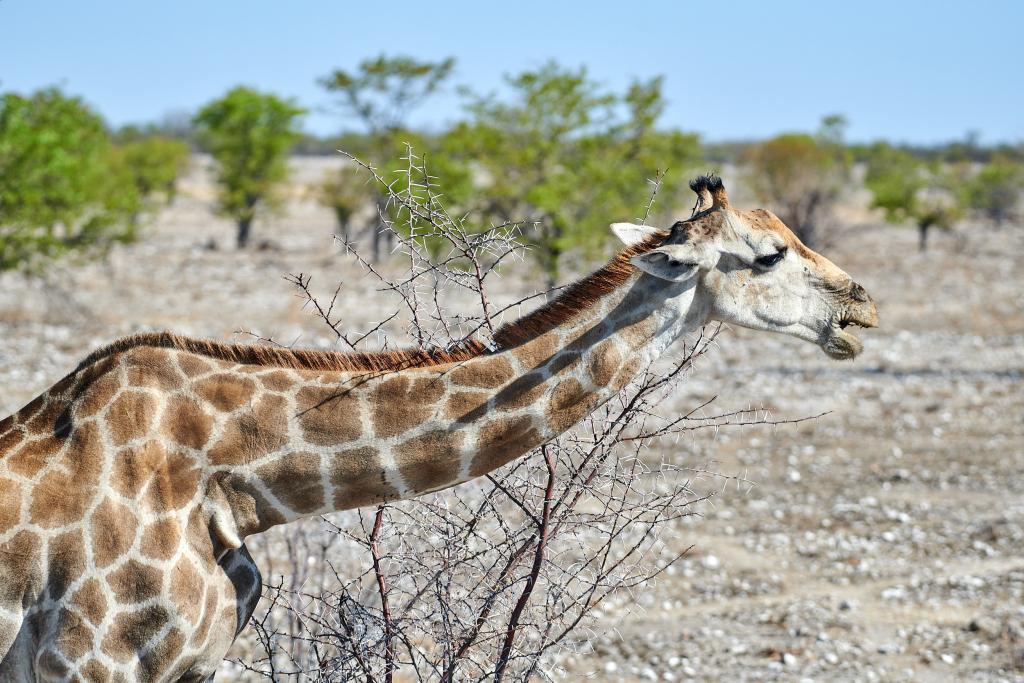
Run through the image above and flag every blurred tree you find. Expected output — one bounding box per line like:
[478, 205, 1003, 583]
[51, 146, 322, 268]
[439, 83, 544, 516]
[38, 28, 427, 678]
[316, 164, 366, 242]
[744, 116, 850, 246]
[0, 87, 141, 271]
[113, 136, 190, 205]
[446, 62, 699, 285]
[864, 142, 963, 251]
[193, 87, 305, 248]
[964, 156, 1023, 226]
[319, 55, 456, 260]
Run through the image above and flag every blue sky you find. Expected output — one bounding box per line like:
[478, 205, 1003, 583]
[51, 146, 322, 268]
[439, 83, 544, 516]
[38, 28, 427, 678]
[2, 0, 1021, 144]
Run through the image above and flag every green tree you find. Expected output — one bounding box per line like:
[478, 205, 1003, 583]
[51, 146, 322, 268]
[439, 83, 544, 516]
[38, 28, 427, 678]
[864, 143, 962, 251]
[446, 62, 699, 285]
[0, 87, 139, 271]
[319, 55, 456, 260]
[193, 86, 305, 248]
[111, 136, 190, 226]
[744, 116, 850, 246]
[317, 164, 366, 242]
[964, 156, 1023, 225]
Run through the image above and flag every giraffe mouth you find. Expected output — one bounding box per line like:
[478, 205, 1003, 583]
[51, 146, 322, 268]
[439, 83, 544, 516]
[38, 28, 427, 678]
[823, 307, 878, 360]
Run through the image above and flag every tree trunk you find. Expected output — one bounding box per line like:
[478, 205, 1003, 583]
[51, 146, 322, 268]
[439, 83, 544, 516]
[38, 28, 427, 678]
[237, 217, 252, 249]
[544, 245, 561, 289]
[918, 222, 929, 252]
[237, 194, 259, 249]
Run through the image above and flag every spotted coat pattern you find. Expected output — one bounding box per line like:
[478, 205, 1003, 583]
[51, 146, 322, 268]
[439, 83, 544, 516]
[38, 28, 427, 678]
[0, 269, 687, 681]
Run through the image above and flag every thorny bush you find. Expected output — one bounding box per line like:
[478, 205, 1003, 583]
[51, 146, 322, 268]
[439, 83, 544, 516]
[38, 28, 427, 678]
[233, 148, 807, 681]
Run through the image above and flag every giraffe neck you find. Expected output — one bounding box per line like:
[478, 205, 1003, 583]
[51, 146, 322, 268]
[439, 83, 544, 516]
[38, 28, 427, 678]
[211, 273, 702, 543]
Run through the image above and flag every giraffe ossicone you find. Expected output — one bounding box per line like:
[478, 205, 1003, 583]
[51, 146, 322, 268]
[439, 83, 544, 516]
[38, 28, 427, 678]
[0, 176, 877, 680]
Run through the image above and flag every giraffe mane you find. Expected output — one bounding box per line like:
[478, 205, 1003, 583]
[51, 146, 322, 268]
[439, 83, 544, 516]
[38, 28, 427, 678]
[73, 235, 666, 375]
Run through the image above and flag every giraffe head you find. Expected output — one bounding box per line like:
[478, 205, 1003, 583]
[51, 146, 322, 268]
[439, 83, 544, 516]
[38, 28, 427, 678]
[612, 175, 877, 359]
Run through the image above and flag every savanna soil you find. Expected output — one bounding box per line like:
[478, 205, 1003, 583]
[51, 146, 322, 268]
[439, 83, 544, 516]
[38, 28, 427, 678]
[1, 158, 1022, 682]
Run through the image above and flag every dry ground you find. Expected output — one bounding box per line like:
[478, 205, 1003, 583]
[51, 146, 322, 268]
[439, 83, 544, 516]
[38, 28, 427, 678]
[1, 157, 1022, 681]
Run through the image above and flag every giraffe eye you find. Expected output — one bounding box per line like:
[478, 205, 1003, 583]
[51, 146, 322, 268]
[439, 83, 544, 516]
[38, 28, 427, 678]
[755, 247, 787, 268]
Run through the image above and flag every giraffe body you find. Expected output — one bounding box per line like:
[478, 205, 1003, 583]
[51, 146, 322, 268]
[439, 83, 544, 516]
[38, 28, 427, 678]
[0, 178, 877, 680]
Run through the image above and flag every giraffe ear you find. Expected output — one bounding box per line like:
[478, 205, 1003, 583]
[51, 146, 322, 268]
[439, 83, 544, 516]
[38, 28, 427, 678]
[610, 222, 660, 247]
[630, 245, 701, 282]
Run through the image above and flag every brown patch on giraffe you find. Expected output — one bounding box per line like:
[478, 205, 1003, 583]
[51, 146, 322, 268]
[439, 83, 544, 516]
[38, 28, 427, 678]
[546, 377, 599, 429]
[618, 317, 655, 350]
[547, 349, 582, 375]
[100, 604, 169, 661]
[24, 397, 71, 437]
[126, 363, 180, 392]
[255, 451, 324, 514]
[90, 497, 138, 568]
[370, 375, 445, 438]
[139, 627, 186, 681]
[611, 354, 645, 391]
[330, 446, 399, 509]
[75, 370, 122, 420]
[194, 374, 258, 412]
[17, 394, 46, 424]
[140, 517, 181, 560]
[444, 390, 490, 421]
[393, 429, 465, 494]
[450, 356, 514, 388]
[0, 530, 41, 605]
[511, 333, 560, 371]
[161, 395, 214, 450]
[30, 423, 102, 528]
[170, 557, 204, 624]
[80, 658, 111, 682]
[470, 415, 541, 477]
[46, 528, 87, 601]
[124, 344, 171, 368]
[177, 352, 214, 378]
[107, 558, 163, 603]
[208, 393, 289, 465]
[0, 413, 14, 434]
[0, 477, 21, 534]
[8, 434, 62, 477]
[0, 421, 24, 452]
[259, 369, 296, 392]
[107, 390, 159, 446]
[113, 441, 201, 512]
[71, 578, 108, 626]
[55, 608, 94, 661]
[588, 339, 623, 387]
[495, 372, 547, 412]
[295, 385, 362, 446]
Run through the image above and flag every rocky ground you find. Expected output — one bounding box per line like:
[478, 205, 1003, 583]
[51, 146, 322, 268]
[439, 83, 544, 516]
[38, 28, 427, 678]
[1, 158, 1022, 681]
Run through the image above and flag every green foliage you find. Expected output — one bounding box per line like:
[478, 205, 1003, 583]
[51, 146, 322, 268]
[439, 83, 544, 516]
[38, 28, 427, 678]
[445, 62, 699, 284]
[744, 117, 849, 246]
[317, 164, 367, 240]
[964, 157, 1023, 225]
[193, 86, 305, 247]
[864, 143, 963, 250]
[0, 87, 143, 271]
[319, 55, 455, 133]
[319, 56, 460, 259]
[113, 136, 190, 203]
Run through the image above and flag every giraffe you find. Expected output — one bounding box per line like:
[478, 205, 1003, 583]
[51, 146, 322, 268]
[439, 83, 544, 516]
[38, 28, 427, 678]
[0, 176, 877, 681]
